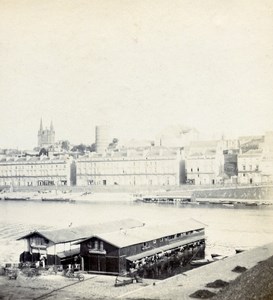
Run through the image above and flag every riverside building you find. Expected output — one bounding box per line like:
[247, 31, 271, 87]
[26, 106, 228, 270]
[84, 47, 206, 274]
[238, 132, 273, 184]
[0, 155, 72, 187]
[76, 146, 184, 186]
[78, 218, 205, 275]
[185, 139, 240, 185]
[17, 218, 205, 277]
[185, 141, 225, 185]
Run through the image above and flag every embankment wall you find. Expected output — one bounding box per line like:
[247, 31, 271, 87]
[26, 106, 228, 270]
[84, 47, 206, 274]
[192, 185, 273, 200]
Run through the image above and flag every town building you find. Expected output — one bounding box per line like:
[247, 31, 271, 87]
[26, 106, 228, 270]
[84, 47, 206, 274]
[237, 149, 262, 184]
[185, 139, 239, 185]
[185, 141, 224, 185]
[0, 155, 72, 187]
[260, 132, 273, 183]
[76, 146, 184, 186]
[237, 133, 273, 184]
[38, 119, 55, 148]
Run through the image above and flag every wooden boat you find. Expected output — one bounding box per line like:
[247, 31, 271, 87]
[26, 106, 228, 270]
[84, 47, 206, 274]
[42, 197, 71, 202]
[235, 249, 245, 254]
[4, 197, 30, 201]
[245, 202, 259, 206]
[190, 258, 213, 266]
[114, 276, 134, 287]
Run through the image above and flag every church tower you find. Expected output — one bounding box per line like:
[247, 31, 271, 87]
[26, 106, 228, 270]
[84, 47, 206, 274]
[38, 119, 55, 148]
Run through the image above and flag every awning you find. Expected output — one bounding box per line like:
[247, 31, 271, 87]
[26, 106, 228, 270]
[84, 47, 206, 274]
[126, 235, 205, 262]
[57, 248, 80, 259]
[30, 244, 47, 250]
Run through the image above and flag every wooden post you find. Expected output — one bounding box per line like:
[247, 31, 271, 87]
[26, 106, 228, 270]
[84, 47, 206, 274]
[54, 244, 56, 266]
[81, 257, 84, 271]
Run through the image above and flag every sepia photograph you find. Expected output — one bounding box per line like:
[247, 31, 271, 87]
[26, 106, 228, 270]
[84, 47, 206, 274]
[0, 0, 273, 299]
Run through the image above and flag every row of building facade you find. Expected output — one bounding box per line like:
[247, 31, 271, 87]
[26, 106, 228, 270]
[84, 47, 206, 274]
[0, 132, 272, 187]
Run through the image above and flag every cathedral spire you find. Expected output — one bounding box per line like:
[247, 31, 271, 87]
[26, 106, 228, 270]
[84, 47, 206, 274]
[40, 118, 43, 131]
[50, 120, 54, 131]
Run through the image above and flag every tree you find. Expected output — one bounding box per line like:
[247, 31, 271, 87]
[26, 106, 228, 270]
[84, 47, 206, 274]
[39, 148, 48, 156]
[71, 144, 88, 153]
[61, 140, 70, 151]
[109, 138, 119, 149]
[86, 143, 96, 152]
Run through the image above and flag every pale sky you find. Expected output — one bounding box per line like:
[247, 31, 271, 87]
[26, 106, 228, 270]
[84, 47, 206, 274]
[0, 0, 273, 149]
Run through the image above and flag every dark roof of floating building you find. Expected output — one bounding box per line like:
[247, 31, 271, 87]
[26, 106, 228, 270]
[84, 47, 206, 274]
[17, 218, 145, 244]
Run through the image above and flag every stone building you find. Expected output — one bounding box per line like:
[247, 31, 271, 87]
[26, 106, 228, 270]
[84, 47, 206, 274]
[238, 132, 273, 184]
[260, 132, 273, 183]
[237, 149, 262, 184]
[185, 141, 224, 185]
[185, 139, 239, 185]
[0, 155, 72, 187]
[76, 147, 184, 186]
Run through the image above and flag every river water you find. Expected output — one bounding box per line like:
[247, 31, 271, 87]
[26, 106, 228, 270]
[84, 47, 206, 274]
[1, 197, 273, 266]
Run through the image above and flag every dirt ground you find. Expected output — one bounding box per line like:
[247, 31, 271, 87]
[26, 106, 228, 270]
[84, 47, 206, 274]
[0, 272, 155, 300]
[0, 256, 273, 300]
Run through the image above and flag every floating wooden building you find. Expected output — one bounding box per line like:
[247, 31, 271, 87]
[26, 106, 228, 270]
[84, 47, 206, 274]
[17, 218, 206, 276]
[78, 219, 205, 275]
[17, 218, 145, 267]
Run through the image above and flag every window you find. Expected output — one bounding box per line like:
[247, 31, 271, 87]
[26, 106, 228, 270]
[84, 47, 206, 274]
[94, 240, 98, 250]
[242, 165, 246, 171]
[249, 165, 252, 171]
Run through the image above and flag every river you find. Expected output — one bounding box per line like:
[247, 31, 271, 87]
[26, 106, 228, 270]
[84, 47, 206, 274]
[0, 196, 273, 266]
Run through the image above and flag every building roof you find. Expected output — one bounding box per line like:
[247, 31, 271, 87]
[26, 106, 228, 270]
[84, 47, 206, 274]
[186, 140, 218, 158]
[91, 219, 205, 248]
[126, 234, 203, 262]
[238, 148, 263, 156]
[17, 218, 145, 244]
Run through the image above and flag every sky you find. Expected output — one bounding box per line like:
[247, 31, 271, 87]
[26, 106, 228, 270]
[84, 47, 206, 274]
[0, 0, 273, 149]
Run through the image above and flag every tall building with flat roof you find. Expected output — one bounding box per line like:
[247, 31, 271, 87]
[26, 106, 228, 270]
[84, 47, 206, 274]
[95, 125, 110, 154]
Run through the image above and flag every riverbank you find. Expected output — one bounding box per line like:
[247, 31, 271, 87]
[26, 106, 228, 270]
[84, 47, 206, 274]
[213, 254, 273, 300]
[1, 185, 273, 205]
[2, 184, 273, 200]
[0, 243, 272, 299]
[0, 190, 135, 203]
[120, 241, 273, 299]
